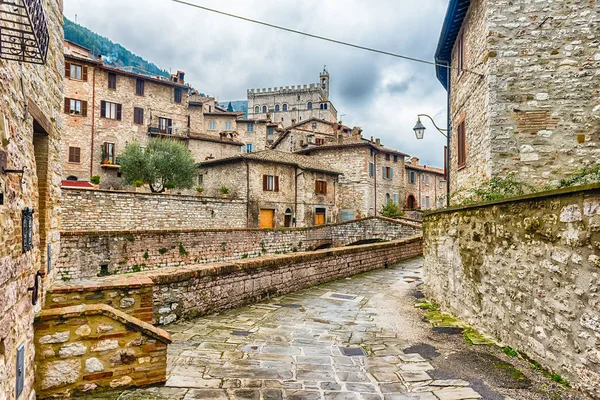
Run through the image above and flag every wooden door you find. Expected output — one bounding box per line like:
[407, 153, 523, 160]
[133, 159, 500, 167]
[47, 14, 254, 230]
[259, 209, 275, 229]
[314, 209, 326, 226]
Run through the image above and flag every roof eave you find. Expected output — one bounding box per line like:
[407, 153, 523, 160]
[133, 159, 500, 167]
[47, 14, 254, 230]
[434, 0, 471, 89]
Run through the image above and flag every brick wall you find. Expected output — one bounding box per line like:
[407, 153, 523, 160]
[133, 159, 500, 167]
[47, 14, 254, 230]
[424, 183, 600, 399]
[57, 217, 422, 280]
[49, 236, 422, 326]
[34, 304, 171, 399]
[60, 187, 247, 231]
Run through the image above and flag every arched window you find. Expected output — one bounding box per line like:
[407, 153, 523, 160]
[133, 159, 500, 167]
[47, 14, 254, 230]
[284, 208, 293, 227]
[307, 102, 312, 110]
[254, 105, 260, 113]
[407, 195, 416, 209]
[319, 103, 324, 110]
[66, 175, 78, 181]
[323, 103, 328, 110]
[385, 193, 391, 204]
[262, 105, 267, 113]
[275, 104, 280, 112]
[282, 104, 288, 112]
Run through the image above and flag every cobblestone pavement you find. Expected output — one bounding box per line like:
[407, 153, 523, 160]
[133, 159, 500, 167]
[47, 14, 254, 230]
[110, 257, 483, 400]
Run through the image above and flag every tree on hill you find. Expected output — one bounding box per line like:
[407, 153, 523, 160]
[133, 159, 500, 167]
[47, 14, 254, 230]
[227, 102, 234, 112]
[118, 139, 196, 193]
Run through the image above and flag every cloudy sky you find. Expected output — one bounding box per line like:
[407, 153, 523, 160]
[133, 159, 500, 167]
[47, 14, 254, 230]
[64, 0, 449, 167]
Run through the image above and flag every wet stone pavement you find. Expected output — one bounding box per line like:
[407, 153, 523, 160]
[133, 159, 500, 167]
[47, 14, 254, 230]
[107, 257, 483, 400]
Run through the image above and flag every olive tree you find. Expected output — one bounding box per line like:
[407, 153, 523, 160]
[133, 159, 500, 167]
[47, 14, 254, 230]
[119, 138, 196, 193]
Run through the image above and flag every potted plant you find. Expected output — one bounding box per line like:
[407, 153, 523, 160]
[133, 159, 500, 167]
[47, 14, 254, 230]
[195, 186, 204, 196]
[133, 179, 144, 192]
[90, 175, 100, 189]
[164, 181, 176, 194]
[219, 186, 230, 198]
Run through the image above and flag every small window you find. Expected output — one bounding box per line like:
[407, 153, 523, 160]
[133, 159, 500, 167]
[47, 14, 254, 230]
[316, 138, 325, 145]
[263, 175, 279, 191]
[198, 174, 204, 185]
[133, 107, 144, 124]
[275, 104, 280, 112]
[457, 31, 465, 75]
[159, 117, 172, 134]
[267, 127, 274, 135]
[254, 105, 260, 113]
[385, 154, 390, 161]
[102, 142, 115, 164]
[426, 196, 430, 209]
[369, 162, 374, 177]
[439, 180, 444, 189]
[66, 175, 78, 181]
[393, 193, 399, 205]
[64, 98, 87, 116]
[174, 88, 182, 103]
[246, 144, 254, 153]
[68, 146, 81, 163]
[385, 193, 391, 204]
[425, 175, 430, 185]
[457, 120, 466, 167]
[247, 123, 254, 132]
[225, 120, 232, 130]
[315, 180, 327, 194]
[108, 72, 117, 89]
[136, 79, 145, 96]
[393, 155, 398, 162]
[307, 102, 312, 110]
[100, 101, 121, 120]
[65, 62, 87, 80]
[262, 105, 267, 113]
[312, 122, 317, 129]
[209, 120, 216, 130]
[382, 166, 393, 180]
[70, 64, 82, 80]
[282, 104, 288, 112]
[409, 171, 417, 184]
[69, 99, 81, 114]
[320, 103, 324, 110]
[439, 198, 444, 208]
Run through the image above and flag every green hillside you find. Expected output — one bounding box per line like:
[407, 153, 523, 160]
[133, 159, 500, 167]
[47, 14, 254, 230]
[63, 17, 169, 78]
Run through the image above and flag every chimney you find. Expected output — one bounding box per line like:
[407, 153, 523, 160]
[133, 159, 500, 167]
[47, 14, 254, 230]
[375, 138, 381, 146]
[370, 136, 374, 143]
[291, 118, 296, 125]
[412, 157, 419, 165]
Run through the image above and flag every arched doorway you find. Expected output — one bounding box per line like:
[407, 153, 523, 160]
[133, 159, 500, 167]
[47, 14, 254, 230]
[406, 195, 416, 209]
[284, 208, 293, 227]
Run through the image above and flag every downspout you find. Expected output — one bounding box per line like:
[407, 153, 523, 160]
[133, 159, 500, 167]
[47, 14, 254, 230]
[446, 61, 451, 206]
[294, 166, 298, 227]
[373, 149, 377, 216]
[90, 65, 96, 178]
[245, 159, 250, 228]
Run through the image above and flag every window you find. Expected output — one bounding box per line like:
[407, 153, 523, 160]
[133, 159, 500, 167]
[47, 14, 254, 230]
[385, 193, 391, 204]
[209, 120, 216, 130]
[425, 175, 430, 185]
[267, 127, 274, 136]
[320, 103, 324, 110]
[65, 62, 86, 80]
[263, 175, 279, 191]
[136, 79, 145, 96]
[198, 174, 204, 185]
[316, 138, 325, 145]
[225, 120, 232, 130]
[100, 101, 121, 120]
[425, 196, 430, 209]
[159, 117, 172, 134]
[385, 154, 390, 161]
[457, 31, 464, 75]
[439, 180, 444, 189]
[108, 72, 117, 89]
[323, 103, 328, 110]
[174, 88, 182, 103]
[393, 193, 399, 205]
[382, 166, 393, 180]
[282, 104, 288, 111]
[421, 196, 425, 208]
[262, 105, 267, 113]
[439, 198, 445, 208]
[369, 162, 374, 177]
[133, 107, 144, 124]
[64, 98, 87, 116]
[315, 180, 327, 194]
[102, 142, 115, 164]
[68, 147, 81, 163]
[66, 175, 78, 181]
[246, 144, 253, 153]
[307, 102, 312, 110]
[393, 155, 398, 163]
[275, 104, 280, 112]
[312, 122, 317, 129]
[247, 123, 254, 132]
[409, 171, 417, 184]
[341, 210, 355, 222]
[457, 120, 466, 167]
[254, 105, 260, 113]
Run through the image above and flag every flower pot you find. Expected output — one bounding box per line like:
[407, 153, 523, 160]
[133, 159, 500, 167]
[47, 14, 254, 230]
[93, 184, 99, 190]
[220, 194, 230, 199]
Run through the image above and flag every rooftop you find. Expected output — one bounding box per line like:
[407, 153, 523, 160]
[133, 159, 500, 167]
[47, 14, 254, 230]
[435, 0, 471, 89]
[295, 141, 410, 158]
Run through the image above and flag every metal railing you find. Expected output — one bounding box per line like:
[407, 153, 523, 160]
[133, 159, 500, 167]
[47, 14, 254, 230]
[0, 0, 49, 64]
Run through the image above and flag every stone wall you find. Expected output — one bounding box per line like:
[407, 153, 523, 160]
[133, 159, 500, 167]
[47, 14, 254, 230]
[34, 304, 171, 399]
[50, 235, 423, 326]
[423, 183, 600, 399]
[60, 187, 247, 231]
[57, 216, 422, 280]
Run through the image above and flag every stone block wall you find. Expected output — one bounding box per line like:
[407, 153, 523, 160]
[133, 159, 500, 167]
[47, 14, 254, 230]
[50, 235, 423, 326]
[423, 183, 600, 399]
[34, 304, 171, 399]
[57, 217, 422, 280]
[60, 188, 247, 231]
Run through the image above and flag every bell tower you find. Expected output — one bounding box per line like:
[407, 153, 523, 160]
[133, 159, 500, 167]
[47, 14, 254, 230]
[320, 66, 330, 99]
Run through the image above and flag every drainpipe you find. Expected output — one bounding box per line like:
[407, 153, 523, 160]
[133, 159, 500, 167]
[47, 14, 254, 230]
[295, 168, 304, 227]
[446, 61, 451, 206]
[373, 149, 377, 216]
[90, 65, 96, 178]
[244, 159, 250, 228]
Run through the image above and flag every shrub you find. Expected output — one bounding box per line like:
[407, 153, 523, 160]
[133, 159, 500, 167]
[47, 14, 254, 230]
[219, 186, 230, 195]
[133, 179, 144, 188]
[90, 175, 100, 185]
[380, 200, 405, 218]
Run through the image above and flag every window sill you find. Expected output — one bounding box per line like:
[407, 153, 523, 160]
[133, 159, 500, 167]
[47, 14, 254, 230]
[457, 164, 467, 171]
[100, 164, 120, 169]
[67, 161, 81, 164]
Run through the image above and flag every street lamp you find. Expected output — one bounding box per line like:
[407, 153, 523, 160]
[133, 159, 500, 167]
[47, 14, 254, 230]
[413, 114, 447, 138]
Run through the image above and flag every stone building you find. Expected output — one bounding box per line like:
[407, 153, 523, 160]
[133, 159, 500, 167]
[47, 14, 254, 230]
[271, 118, 353, 153]
[62, 41, 190, 188]
[198, 150, 341, 228]
[435, 0, 600, 197]
[404, 157, 447, 210]
[0, 0, 63, 398]
[296, 138, 409, 221]
[247, 68, 338, 127]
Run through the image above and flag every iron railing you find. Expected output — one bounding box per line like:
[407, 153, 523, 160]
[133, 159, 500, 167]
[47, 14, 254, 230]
[0, 0, 49, 64]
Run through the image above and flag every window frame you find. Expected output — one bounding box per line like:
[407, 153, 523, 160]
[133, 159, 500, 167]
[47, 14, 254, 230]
[246, 123, 254, 132]
[245, 143, 254, 153]
[254, 105, 260, 113]
[225, 120, 232, 130]
[369, 162, 374, 177]
[136, 79, 145, 96]
[457, 119, 467, 168]
[174, 88, 182, 103]
[68, 146, 81, 163]
[100, 100, 121, 120]
[70, 64, 82, 80]
[382, 166, 393, 180]
[282, 103, 288, 112]
[315, 138, 325, 146]
[275, 104, 280, 112]
[108, 72, 117, 89]
[315, 180, 327, 195]
[158, 117, 172, 134]
[457, 30, 465, 76]
[262, 174, 279, 192]
[209, 120, 216, 131]
[307, 101, 312, 110]
[133, 107, 144, 125]
[262, 105, 267, 113]
[102, 142, 116, 164]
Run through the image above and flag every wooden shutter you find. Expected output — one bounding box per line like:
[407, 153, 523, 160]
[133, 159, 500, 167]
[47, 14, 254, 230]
[116, 104, 122, 121]
[323, 181, 327, 195]
[315, 180, 319, 193]
[458, 121, 466, 167]
[64, 98, 70, 113]
[382, 166, 385, 178]
[65, 62, 71, 78]
[82, 66, 88, 81]
[263, 175, 268, 191]
[81, 101, 88, 117]
[274, 176, 279, 192]
[390, 167, 394, 179]
[100, 101, 106, 118]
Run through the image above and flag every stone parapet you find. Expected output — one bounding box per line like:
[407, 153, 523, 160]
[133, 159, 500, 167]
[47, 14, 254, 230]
[34, 304, 171, 399]
[423, 183, 600, 399]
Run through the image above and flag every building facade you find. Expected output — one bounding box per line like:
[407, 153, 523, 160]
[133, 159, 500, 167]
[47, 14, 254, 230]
[435, 0, 600, 197]
[198, 150, 340, 228]
[404, 157, 447, 210]
[247, 69, 338, 127]
[271, 118, 354, 153]
[0, 0, 63, 398]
